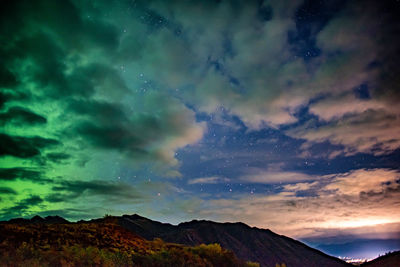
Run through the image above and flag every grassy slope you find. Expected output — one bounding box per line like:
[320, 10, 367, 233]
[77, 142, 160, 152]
[0, 219, 258, 267]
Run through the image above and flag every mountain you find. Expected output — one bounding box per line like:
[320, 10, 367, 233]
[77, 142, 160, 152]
[0, 217, 255, 267]
[361, 251, 400, 267]
[0, 214, 351, 267]
[6, 215, 70, 224]
[114, 214, 350, 267]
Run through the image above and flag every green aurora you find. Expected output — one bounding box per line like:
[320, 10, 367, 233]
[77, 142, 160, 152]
[1, 1, 400, 259]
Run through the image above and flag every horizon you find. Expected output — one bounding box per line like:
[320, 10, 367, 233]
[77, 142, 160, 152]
[1, 0, 400, 262]
[3, 212, 400, 260]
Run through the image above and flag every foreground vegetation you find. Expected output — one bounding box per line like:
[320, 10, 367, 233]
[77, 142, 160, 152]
[0, 219, 259, 267]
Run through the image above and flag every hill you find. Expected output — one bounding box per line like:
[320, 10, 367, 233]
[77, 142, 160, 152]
[0, 216, 257, 267]
[115, 214, 350, 267]
[0, 214, 352, 267]
[361, 251, 400, 267]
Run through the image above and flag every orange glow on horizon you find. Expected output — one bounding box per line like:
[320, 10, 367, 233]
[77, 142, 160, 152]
[324, 218, 397, 229]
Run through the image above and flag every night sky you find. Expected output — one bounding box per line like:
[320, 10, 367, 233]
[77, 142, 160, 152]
[1, 0, 400, 259]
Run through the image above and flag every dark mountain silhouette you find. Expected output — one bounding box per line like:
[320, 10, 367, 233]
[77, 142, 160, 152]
[6, 215, 69, 224]
[361, 251, 400, 267]
[114, 214, 350, 267]
[1, 214, 351, 267]
[0, 216, 253, 267]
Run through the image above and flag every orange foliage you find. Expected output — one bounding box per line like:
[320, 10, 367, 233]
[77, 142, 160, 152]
[0, 222, 257, 267]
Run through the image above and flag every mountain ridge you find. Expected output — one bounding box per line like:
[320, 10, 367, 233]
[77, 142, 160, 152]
[0, 217, 250, 267]
[361, 251, 400, 267]
[1, 214, 351, 267]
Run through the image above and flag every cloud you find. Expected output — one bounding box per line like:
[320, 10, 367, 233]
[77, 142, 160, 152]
[45, 152, 71, 163]
[47, 180, 146, 203]
[2, 0, 398, 173]
[157, 0, 400, 155]
[283, 181, 318, 192]
[0, 90, 28, 109]
[308, 93, 387, 121]
[322, 168, 400, 196]
[188, 176, 230, 185]
[0, 106, 46, 125]
[0, 0, 206, 176]
[287, 109, 400, 156]
[68, 94, 205, 168]
[239, 163, 315, 184]
[240, 169, 315, 184]
[0, 195, 44, 219]
[190, 168, 400, 239]
[0, 177, 181, 220]
[126, 0, 400, 161]
[282, 1, 400, 156]
[1, 0, 399, 232]
[114, 0, 305, 129]
[0, 187, 17, 195]
[0, 167, 46, 182]
[0, 133, 60, 159]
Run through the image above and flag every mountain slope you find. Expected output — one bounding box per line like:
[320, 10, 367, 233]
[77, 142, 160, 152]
[116, 214, 351, 267]
[361, 251, 400, 267]
[0, 217, 255, 267]
[0, 214, 351, 267]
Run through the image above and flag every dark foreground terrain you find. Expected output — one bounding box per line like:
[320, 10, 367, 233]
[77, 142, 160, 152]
[0, 216, 255, 267]
[0, 214, 354, 267]
[361, 251, 400, 267]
